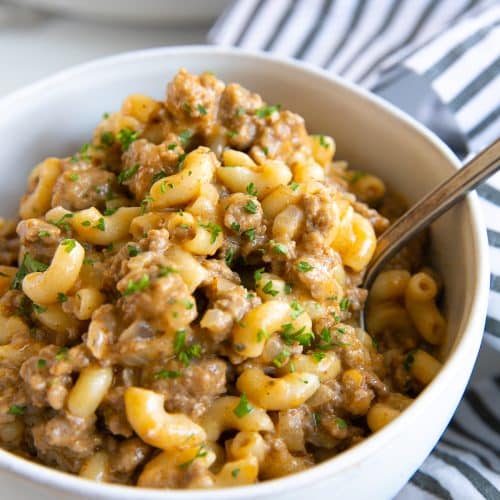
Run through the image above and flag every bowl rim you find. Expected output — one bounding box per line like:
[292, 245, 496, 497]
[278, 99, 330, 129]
[0, 45, 490, 499]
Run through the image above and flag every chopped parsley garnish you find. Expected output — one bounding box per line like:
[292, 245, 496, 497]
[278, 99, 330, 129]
[272, 242, 287, 255]
[140, 195, 154, 214]
[93, 218, 105, 232]
[117, 164, 139, 184]
[159, 265, 177, 277]
[225, 247, 235, 266]
[256, 328, 269, 342]
[273, 349, 290, 368]
[242, 227, 256, 242]
[100, 131, 115, 146]
[290, 300, 304, 319]
[179, 129, 193, 146]
[8, 405, 26, 416]
[312, 351, 325, 363]
[61, 239, 76, 253]
[154, 369, 181, 379]
[173, 329, 202, 366]
[255, 104, 281, 118]
[167, 143, 177, 150]
[339, 297, 351, 312]
[349, 171, 367, 183]
[178, 444, 208, 469]
[290, 181, 299, 191]
[312, 412, 321, 426]
[335, 417, 348, 429]
[281, 323, 314, 347]
[317, 135, 329, 149]
[262, 146, 269, 156]
[151, 170, 167, 184]
[404, 350, 416, 371]
[197, 104, 208, 115]
[57, 292, 68, 303]
[38, 230, 50, 238]
[199, 222, 222, 244]
[102, 112, 110, 119]
[83, 258, 94, 266]
[182, 300, 194, 310]
[244, 199, 258, 214]
[284, 282, 293, 294]
[51, 213, 73, 231]
[297, 261, 313, 272]
[262, 280, 279, 297]
[231, 468, 240, 478]
[246, 182, 258, 197]
[37, 359, 47, 369]
[32, 303, 47, 314]
[226, 130, 239, 138]
[117, 128, 138, 150]
[236, 107, 246, 117]
[230, 222, 240, 233]
[69, 173, 80, 182]
[55, 347, 69, 360]
[254, 267, 264, 282]
[103, 207, 118, 216]
[176, 152, 187, 170]
[127, 245, 141, 257]
[233, 393, 253, 418]
[11, 253, 48, 290]
[122, 274, 150, 296]
[320, 327, 332, 343]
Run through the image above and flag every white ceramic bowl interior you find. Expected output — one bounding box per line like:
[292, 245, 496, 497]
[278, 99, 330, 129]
[0, 47, 490, 500]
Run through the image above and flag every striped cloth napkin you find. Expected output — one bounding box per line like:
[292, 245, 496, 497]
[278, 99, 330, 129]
[209, 1, 500, 498]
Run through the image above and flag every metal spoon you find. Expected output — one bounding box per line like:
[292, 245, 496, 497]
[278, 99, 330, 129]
[361, 138, 500, 329]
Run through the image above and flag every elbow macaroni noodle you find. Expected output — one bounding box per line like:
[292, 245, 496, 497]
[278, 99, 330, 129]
[0, 70, 448, 489]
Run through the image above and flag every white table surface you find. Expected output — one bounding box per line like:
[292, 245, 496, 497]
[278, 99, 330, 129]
[0, 2, 496, 496]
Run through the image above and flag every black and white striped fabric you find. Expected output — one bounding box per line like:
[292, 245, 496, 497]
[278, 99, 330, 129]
[209, 1, 500, 497]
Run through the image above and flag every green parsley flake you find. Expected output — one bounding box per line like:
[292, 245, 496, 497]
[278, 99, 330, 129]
[8, 405, 26, 416]
[179, 130, 193, 146]
[273, 243, 287, 255]
[290, 181, 299, 191]
[339, 297, 351, 312]
[83, 258, 94, 266]
[404, 350, 416, 371]
[281, 323, 314, 347]
[55, 347, 69, 361]
[117, 164, 139, 184]
[317, 135, 329, 149]
[336, 417, 348, 430]
[255, 104, 281, 118]
[159, 265, 177, 277]
[230, 222, 240, 233]
[226, 130, 239, 138]
[290, 300, 304, 319]
[312, 352, 325, 363]
[154, 370, 181, 379]
[61, 239, 76, 253]
[38, 230, 50, 238]
[173, 329, 202, 366]
[178, 445, 208, 469]
[93, 218, 105, 232]
[69, 173, 80, 182]
[103, 207, 118, 216]
[233, 393, 253, 418]
[151, 170, 167, 184]
[284, 282, 293, 294]
[231, 468, 240, 478]
[199, 222, 222, 244]
[244, 199, 258, 214]
[225, 247, 235, 266]
[117, 128, 138, 151]
[101, 131, 115, 146]
[273, 349, 290, 368]
[167, 143, 177, 150]
[297, 261, 313, 272]
[37, 359, 47, 369]
[254, 267, 264, 282]
[11, 253, 48, 290]
[349, 171, 367, 183]
[242, 227, 256, 242]
[236, 107, 246, 117]
[262, 280, 279, 297]
[32, 303, 47, 314]
[197, 104, 208, 115]
[51, 213, 73, 231]
[122, 274, 150, 296]
[127, 245, 141, 257]
[256, 328, 269, 342]
[57, 292, 68, 303]
[246, 182, 258, 197]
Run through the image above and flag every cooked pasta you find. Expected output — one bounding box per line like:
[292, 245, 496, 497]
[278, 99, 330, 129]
[0, 70, 446, 489]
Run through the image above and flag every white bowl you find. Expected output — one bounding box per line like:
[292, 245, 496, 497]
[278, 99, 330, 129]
[0, 46, 490, 500]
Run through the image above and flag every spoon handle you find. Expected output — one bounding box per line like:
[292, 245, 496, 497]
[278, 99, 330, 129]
[363, 138, 500, 289]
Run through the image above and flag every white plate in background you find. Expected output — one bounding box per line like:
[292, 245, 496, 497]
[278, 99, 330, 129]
[10, 0, 232, 24]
